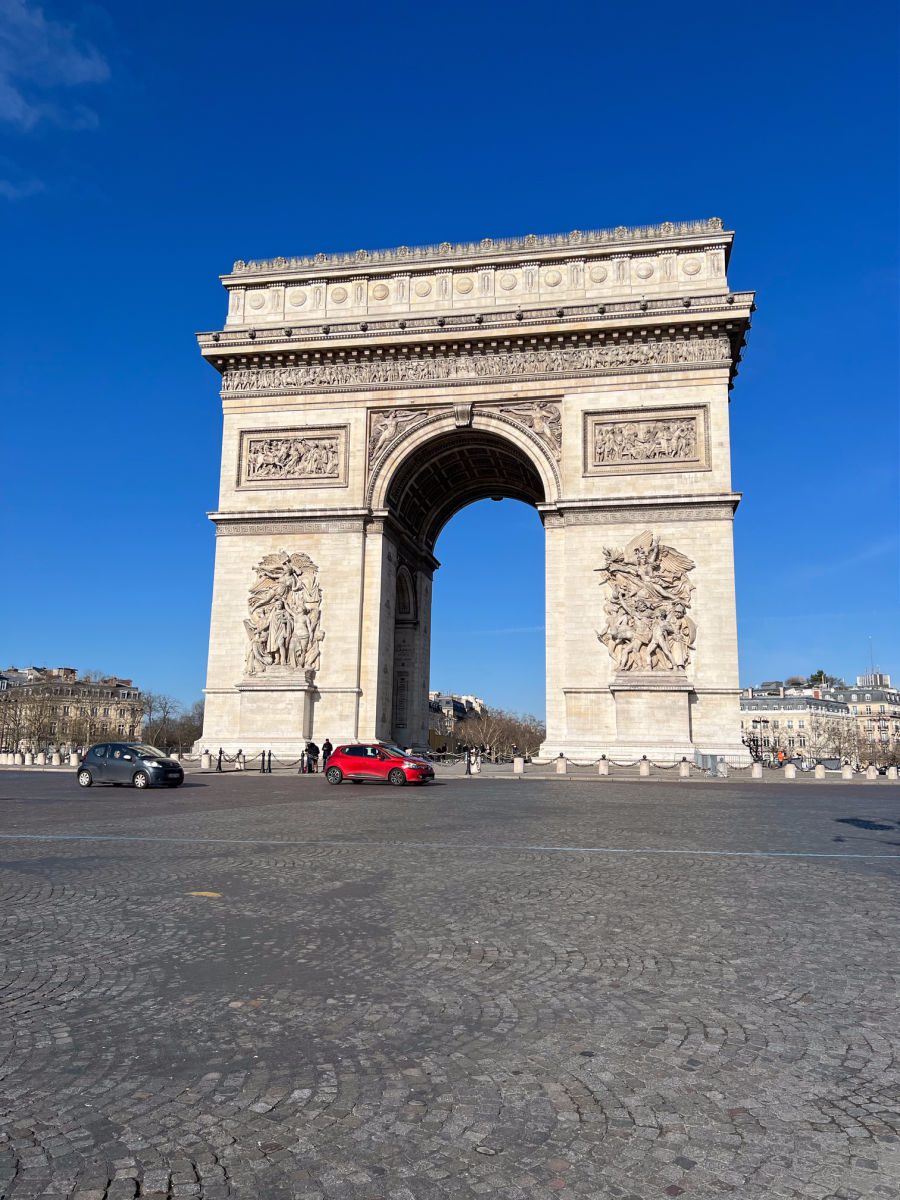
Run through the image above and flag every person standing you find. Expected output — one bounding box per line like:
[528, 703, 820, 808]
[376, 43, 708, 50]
[322, 738, 333, 768]
[306, 741, 320, 773]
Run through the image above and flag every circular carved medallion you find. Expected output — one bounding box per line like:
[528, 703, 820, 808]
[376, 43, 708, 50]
[287, 289, 307, 307]
[682, 257, 702, 276]
[544, 269, 562, 287]
[635, 261, 654, 279]
[247, 293, 266, 310]
[589, 265, 608, 283]
[371, 283, 390, 301]
[499, 273, 518, 291]
[455, 276, 474, 294]
[414, 280, 432, 298]
[330, 286, 348, 303]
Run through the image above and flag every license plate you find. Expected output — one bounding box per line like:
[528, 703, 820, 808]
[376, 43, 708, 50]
[166, 771, 181, 778]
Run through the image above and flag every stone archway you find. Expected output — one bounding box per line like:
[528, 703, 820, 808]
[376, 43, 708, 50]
[372, 423, 552, 746]
[196, 218, 754, 761]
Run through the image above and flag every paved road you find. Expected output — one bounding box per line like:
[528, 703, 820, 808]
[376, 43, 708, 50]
[1, 772, 898, 1199]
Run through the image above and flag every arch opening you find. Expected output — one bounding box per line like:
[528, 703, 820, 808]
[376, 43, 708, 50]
[385, 429, 547, 551]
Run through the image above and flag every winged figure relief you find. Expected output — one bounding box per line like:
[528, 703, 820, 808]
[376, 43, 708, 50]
[596, 532, 696, 672]
[244, 550, 324, 677]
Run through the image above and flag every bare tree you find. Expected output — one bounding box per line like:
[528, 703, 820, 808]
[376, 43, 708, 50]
[143, 693, 182, 750]
[455, 707, 546, 759]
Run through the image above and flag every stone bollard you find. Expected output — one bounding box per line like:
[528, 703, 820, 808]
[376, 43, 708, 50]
[170, 752, 180, 762]
[598, 758, 610, 776]
[814, 764, 826, 780]
[639, 759, 651, 777]
[69, 751, 80, 767]
[14, 752, 24, 766]
[751, 762, 763, 780]
[866, 765, 878, 781]
[201, 752, 211, 771]
[513, 756, 524, 775]
[555, 756, 567, 774]
[784, 764, 797, 780]
[887, 766, 898, 781]
[51, 752, 61, 767]
[716, 760, 729, 778]
[679, 760, 691, 779]
[36, 752, 46, 766]
[23, 752, 33, 766]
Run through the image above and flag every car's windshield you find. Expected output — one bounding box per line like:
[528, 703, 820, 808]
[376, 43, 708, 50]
[382, 744, 412, 758]
[132, 745, 165, 758]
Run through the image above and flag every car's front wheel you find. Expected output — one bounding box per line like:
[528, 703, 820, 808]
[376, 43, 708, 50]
[325, 766, 343, 785]
[133, 771, 150, 789]
[388, 768, 406, 787]
[77, 769, 92, 788]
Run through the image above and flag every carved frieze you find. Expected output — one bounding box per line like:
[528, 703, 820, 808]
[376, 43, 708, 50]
[237, 426, 349, 490]
[595, 531, 696, 673]
[222, 336, 731, 397]
[495, 401, 562, 460]
[583, 406, 709, 477]
[244, 550, 324, 679]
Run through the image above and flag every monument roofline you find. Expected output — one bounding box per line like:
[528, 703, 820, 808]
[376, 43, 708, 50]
[223, 217, 733, 282]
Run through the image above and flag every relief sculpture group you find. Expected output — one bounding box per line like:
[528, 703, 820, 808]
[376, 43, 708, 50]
[244, 551, 324, 678]
[596, 532, 697, 672]
[594, 417, 696, 465]
[246, 436, 340, 481]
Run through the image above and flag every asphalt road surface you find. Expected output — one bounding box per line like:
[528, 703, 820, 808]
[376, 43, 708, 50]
[1, 770, 898, 1199]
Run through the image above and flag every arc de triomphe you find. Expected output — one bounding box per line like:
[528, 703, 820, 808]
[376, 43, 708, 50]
[196, 218, 753, 761]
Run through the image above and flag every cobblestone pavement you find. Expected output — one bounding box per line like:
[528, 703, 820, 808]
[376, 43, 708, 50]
[1, 773, 898, 1199]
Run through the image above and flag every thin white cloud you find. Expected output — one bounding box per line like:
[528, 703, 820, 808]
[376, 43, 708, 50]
[0, 0, 109, 130]
[790, 536, 898, 581]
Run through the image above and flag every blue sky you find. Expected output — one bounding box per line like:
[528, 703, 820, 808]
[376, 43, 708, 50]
[1, 0, 897, 715]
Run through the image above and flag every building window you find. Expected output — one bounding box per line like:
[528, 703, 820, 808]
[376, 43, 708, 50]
[798, 720, 805, 729]
[852, 706, 858, 714]
[117, 724, 125, 735]
[63, 705, 70, 715]
[865, 706, 872, 715]
[798, 737, 806, 748]
[787, 720, 793, 729]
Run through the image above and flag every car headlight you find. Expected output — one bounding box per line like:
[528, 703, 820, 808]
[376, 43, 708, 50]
[143, 760, 162, 768]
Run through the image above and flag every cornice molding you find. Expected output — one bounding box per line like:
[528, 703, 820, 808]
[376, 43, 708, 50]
[226, 218, 730, 278]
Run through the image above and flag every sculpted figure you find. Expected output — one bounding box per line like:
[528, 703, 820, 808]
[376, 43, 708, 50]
[498, 401, 562, 459]
[595, 531, 696, 671]
[244, 550, 324, 677]
[368, 409, 426, 463]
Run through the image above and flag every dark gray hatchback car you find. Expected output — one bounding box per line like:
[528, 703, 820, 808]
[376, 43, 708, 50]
[76, 743, 184, 790]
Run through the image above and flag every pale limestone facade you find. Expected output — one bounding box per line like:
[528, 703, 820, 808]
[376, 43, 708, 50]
[196, 219, 754, 761]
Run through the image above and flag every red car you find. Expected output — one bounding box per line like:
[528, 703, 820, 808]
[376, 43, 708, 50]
[325, 743, 435, 787]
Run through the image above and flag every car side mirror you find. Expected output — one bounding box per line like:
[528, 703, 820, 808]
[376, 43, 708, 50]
[123, 754, 132, 761]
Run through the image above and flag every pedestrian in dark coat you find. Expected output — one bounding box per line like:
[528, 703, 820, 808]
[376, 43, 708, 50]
[321, 738, 333, 768]
[306, 741, 320, 772]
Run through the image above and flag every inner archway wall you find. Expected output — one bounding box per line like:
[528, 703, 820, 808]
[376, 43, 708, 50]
[195, 218, 754, 761]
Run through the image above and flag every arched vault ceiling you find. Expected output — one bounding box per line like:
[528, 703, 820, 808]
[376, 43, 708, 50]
[386, 431, 546, 550]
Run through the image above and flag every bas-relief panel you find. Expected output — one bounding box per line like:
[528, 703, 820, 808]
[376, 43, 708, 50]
[236, 426, 349, 490]
[583, 406, 710, 477]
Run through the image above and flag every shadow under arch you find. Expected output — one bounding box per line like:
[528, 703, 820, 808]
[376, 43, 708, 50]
[368, 411, 559, 550]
